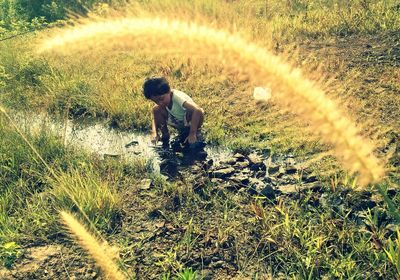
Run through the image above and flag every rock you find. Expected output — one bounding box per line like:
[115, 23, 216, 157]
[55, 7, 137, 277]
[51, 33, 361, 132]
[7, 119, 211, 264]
[260, 185, 276, 200]
[249, 162, 266, 172]
[230, 174, 250, 186]
[211, 178, 224, 184]
[211, 167, 235, 179]
[286, 165, 298, 174]
[267, 163, 280, 174]
[285, 157, 296, 166]
[248, 153, 263, 165]
[247, 178, 265, 195]
[233, 153, 246, 161]
[302, 174, 318, 183]
[279, 182, 321, 195]
[263, 176, 278, 186]
[234, 160, 249, 169]
[210, 260, 224, 268]
[221, 157, 237, 165]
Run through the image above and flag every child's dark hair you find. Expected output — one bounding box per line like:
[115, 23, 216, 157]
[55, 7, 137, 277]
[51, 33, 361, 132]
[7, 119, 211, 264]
[143, 77, 171, 99]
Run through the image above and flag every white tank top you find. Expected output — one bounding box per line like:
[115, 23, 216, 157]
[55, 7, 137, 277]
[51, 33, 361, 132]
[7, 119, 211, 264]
[166, 89, 193, 128]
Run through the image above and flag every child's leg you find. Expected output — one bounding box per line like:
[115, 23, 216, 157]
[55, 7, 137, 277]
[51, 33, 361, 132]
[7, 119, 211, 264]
[183, 110, 206, 150]
[152, 105, 170, 141]
[185, 108, 204, 130]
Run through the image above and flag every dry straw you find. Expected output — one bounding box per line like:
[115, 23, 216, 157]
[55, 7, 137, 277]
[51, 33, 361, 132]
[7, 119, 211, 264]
[60, 211, 126, 280]
[38, 16, 384, 186]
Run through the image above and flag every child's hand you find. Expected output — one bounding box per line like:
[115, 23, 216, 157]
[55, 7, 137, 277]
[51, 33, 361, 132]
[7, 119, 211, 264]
[151, 133, 159, 145]
[185, 132, 197, 144]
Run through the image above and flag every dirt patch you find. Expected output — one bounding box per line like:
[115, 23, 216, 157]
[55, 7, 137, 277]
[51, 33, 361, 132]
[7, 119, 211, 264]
[0, 244, 102, 280]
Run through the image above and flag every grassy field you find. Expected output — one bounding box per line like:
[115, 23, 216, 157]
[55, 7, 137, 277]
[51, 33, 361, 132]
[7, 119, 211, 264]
[0, 0, 400, 279]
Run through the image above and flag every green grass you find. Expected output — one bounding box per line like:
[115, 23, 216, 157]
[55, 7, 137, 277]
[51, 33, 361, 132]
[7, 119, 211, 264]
[0, 113, 151, 268]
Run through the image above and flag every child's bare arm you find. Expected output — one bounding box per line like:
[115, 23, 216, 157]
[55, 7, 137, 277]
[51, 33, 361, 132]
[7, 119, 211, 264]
[151, 110, 159, 143]
[183, 101, 204, 143]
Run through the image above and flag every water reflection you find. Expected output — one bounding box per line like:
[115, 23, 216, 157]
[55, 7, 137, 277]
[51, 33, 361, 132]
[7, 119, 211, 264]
[16, 114, 231, 179]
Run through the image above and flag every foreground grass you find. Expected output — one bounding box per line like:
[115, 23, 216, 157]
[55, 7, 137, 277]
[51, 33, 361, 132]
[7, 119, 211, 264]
[0, 113, 149, 267]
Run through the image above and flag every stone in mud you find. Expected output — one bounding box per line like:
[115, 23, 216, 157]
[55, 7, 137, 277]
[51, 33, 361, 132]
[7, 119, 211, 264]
[302, 173, 318, 183]
[248, 153, 263, 165]
[263, 176, 278, 186]
[233, 160, 249, 169]
[286, 165, 298, 174]
[222, 157, 237, 165]
[233, 153, 246, 162]
[249, 161, 266, 172]
[260, 185, 276, 200]
[211, 178, 224, 184]
[279, 182, 321, 195]
[230, 174, 250, 186]
[247, 178, 265, 195]
[267, 163, 280, 174]
[285, 157, 296, 166]
[211, 167, 235, 179]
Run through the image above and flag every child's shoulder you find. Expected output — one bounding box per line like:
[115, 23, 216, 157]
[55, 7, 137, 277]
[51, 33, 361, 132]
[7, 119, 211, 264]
[172, 89, 192, 99]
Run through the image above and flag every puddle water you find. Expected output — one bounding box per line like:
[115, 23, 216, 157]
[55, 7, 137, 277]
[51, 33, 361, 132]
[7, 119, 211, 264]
[16, 114, 233, 178]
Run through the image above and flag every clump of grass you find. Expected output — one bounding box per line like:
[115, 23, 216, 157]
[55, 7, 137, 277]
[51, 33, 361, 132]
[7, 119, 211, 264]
[38, 15, 384, 186]
[60, 211, 126, 280]
[51, 167, 121, 231]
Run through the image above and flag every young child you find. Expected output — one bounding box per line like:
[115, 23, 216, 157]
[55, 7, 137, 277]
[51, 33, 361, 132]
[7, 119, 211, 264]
[143, 77, 205, 149]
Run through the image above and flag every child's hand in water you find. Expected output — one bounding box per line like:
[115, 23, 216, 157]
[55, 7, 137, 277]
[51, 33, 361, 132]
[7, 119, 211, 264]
[185, 132, 197, 144]
[151, 133, 159, 145]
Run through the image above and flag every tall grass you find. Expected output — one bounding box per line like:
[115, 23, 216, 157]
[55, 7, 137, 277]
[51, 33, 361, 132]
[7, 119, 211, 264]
[0, 109, 123, 241]
[38, 14, 384, 186]
[52, 168, 121, 231]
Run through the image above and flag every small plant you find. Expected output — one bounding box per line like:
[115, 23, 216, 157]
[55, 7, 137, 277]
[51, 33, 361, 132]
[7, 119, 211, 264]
[384, 230, 400, 277]
[0, 242, 22, 269]
[174, 268, 199, 280]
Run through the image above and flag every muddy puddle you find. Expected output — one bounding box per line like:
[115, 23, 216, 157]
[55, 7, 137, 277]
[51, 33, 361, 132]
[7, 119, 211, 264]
[14, 113, 323, 194]
[15, 114, 233, 178]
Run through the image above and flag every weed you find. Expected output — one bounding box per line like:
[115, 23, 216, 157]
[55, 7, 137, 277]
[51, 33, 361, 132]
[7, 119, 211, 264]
[384, 230, 400, 278]
[174, 268, 199, 280]
[0, 242, 22, 269]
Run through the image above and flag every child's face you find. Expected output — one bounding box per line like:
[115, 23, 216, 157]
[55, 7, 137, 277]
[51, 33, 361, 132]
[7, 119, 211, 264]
[150, 92, 171, 107]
